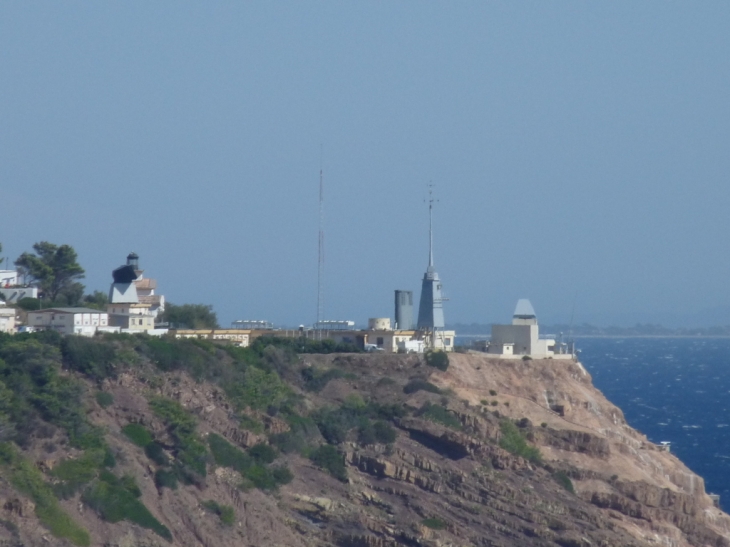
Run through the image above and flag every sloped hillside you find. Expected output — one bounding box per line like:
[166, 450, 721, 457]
[0, 332, 727, 547]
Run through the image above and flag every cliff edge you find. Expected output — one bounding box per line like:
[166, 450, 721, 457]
[0, 334, 726, 547]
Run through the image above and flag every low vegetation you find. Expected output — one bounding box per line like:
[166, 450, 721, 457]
[202, 500, 235, 526]
[424, 350, 449, 371]
[417, 403, 462, 430]
[422, 517, 447, 530]
[553, 470, 575, 493]
[0, 443, 90, 546]
[499, 420, 542, 464]
[207, 433, 292, 491]
[83, 470, 171, 541]
[310, 444, 347, 482]
[403, 379, 442, 395]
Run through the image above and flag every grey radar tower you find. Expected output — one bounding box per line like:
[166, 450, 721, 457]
[417, 185, 445, 349]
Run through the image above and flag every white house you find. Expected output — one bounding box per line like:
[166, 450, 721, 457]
[488, 299, 557, 358]
[26, 308, 110, 337]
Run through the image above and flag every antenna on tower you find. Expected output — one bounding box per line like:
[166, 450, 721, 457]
[316, 145, 325, 328]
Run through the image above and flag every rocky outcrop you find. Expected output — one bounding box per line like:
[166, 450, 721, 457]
[0, 349, 727, 547]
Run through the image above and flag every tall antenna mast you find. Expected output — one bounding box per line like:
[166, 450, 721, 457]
[316, 146, 324, 325]
[427, 183, 434, 269]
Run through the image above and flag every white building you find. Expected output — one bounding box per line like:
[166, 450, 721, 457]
[26, 308, 111, 336]
[0, 304, 16, 334]
[0, 270, 38, 303]
[488, 299, 557, 358]
[107, 253, 162, 331]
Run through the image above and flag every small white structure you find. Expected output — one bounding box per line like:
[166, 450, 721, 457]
[0, 303, 16, 333]
[0, 270, 18, 286]
[368, 317, 392, 330]
[26, 308, 110, 336]
[397, 339, 425, 353]
[488, 299, 556, 358]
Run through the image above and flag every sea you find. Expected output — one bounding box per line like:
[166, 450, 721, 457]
[456, 336, 730, 511]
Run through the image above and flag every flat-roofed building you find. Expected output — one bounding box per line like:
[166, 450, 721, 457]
[169, 329, 251, 347]
[26, 307, 110, 336]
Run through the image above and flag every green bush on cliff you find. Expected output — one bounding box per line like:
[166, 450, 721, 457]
[553, 470, 574, 493]
[498, 420, 542, 464]
[122, 423, 154, 447]
[417, 403, 462, 430]
[202, 500, 235, 526]
[403, 379, 441, 395]
[60, 336, 117, 382]
[0, 443, 90, 546]
[424, 350, 449, 371]
[149, 397, 208, 477]
[310, 444, 347, 482]
[83, 470, 171, 541]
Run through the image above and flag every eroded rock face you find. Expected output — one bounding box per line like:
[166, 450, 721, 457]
[1, 350, 728, 547]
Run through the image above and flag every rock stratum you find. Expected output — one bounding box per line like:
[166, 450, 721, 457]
[0, 334, 727, 547]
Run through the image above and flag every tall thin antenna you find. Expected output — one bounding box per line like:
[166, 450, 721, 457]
[426, 182, 438, 269]
[316, 145, 325, 325]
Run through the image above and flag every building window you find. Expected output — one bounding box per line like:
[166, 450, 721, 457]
[376, 337, 384, 347]
[445, 338, 451, 346]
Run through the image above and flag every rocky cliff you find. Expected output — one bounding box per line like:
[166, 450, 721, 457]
[0, 335, 727, 547]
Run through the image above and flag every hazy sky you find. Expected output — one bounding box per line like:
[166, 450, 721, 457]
[1, 3, 729, 327]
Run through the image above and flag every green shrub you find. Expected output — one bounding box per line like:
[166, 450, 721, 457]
[373, 421, 397, 444]
[0, 443, 90, 546]
[424, 351, 449, 371]
[269, 431, 307, 454]
[480, 399, 488, 406]
[418, 403, 461, 430]
[242, 464, 277, 490]
[489, 390, 497, 396]
[271, 465, 293, 485]
[51, 451, 103, 499]
[252, 336, 361, 355]
[0, 337, 103, 449]
[310, 444, 347, 482]
[357, 422, 376, 445]
[490, 401, 498, 406]
[149, 398, 207, 477]
[154, 469, 178, 490]
[60, 336, 116, 382]
[553, 470, 574, 493]
[225, 366, 289, 410]
[301, 367, 345, 392]
[122, 423, 153, 448]
[95, 392, 114, 408]
[403, 379, 441, 395]
[208, 433, 251, 473]
[249, 443, 276, 464]
[202, 500, 235, 526]
[144, 442, 169, 466]
[498, 420, 542, 464]
[238, 414, 263, 434]
[422, 517, 447, 530]
[83, 471, 171, 541]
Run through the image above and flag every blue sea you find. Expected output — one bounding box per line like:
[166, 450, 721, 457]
[578, 337, 730, 511]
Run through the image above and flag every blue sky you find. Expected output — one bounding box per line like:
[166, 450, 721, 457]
[1, 2, 729, 327]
